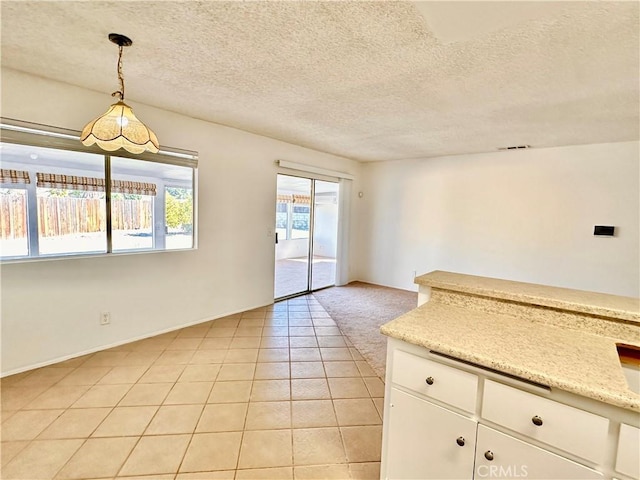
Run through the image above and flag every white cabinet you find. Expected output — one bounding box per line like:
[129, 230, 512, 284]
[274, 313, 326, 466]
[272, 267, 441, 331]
[381, 340, 633, 480]
[475, 425, 603, 479]
[386, 387, 477, 479]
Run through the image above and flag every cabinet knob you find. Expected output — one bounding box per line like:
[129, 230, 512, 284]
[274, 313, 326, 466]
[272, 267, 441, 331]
[456, 437, 465, 447]
[532, 415, 543, 426]
[425, 376, 434, 385]
[484, 450, 494, 461]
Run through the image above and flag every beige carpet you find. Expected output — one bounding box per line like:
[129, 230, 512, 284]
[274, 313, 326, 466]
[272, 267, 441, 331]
[312, 282, 418, 379]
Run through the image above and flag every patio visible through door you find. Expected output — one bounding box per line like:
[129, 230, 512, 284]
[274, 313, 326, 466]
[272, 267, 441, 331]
[274, 174, 339, 300]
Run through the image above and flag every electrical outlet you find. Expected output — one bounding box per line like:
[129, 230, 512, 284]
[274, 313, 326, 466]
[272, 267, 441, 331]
[100, 312, 111, 325]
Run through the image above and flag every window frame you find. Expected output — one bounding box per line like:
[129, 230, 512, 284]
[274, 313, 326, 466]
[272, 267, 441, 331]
[0, 184, 30, 258]
[0, 117, 198, 262]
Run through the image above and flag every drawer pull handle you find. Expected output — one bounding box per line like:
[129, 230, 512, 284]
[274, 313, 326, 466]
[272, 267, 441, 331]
[484, 451, 494, 461]
[456, 437, 465, 447]
[425, 376, 434, 385]
[532, 415, 543, 426]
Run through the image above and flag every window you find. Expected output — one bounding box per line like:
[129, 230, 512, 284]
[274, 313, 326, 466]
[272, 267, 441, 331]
[0, 119, 198, 260]
[165, 186, 194, 250]
[35, 153, 107, 256]
[275, 193, 311, 241]
[0, 169, 29, 257]
[110, 156, 156, 252]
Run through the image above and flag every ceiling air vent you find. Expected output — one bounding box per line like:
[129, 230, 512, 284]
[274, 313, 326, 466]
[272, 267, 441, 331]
[498, 145, 531, 151]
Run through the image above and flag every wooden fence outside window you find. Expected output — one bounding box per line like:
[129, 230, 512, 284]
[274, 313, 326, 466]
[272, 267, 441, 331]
[0, 194, 152, 239]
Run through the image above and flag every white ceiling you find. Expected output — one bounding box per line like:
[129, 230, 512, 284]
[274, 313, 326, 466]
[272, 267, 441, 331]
[1, 1, 638, 162]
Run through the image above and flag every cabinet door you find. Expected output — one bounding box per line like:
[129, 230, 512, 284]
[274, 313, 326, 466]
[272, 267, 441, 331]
[384, 387, 476, 480]
[475, 425, 603, 479]
[616, 423, 640, 479]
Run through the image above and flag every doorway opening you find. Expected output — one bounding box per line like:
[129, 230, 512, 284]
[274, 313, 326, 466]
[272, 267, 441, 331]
[274, 174, 339, 300]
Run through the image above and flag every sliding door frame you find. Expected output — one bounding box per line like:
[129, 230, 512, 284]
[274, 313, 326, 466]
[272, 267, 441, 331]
[274, 171, 341, 301]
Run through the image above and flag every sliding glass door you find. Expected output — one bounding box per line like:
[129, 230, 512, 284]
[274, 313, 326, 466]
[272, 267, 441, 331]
[274, 174, 339, 300]
[274, 175, 311, 299]
[311, 180, 339, 291]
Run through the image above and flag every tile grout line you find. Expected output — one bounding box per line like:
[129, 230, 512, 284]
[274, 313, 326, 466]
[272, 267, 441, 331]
[314, 297, 353, 474]
[287, 300, 298, 474]
[285, 301, 296, 476]
[112, 339, 178, 479]
[234, 309, 260, 473]
[48, 360, 146, 480]
[169, 320, 222, 478]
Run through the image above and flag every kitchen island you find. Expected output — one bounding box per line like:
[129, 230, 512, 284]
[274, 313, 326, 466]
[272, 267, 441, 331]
[379, 271, 640, 480]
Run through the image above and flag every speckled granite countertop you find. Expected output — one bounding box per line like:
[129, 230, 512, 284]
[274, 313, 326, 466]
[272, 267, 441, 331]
[380, 302, 640, 411]
[415, 271, 640, 323]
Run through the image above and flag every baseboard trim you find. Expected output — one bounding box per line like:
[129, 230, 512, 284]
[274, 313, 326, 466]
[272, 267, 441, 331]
[1, 301, 272, 377]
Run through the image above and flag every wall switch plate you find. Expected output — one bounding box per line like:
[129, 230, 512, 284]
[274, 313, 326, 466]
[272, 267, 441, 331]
[100, 312, 111, 325]
[594, 225, 615, 236]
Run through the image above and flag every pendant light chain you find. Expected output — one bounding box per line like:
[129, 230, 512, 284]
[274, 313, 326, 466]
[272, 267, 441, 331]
[112, 45, 125, 102]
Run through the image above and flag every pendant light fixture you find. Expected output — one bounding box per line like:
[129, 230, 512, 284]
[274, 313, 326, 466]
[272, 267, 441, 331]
[81, 33, 159, 154]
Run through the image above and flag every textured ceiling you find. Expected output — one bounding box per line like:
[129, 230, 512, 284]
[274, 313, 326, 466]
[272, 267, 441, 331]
[1, 1, 638, 162]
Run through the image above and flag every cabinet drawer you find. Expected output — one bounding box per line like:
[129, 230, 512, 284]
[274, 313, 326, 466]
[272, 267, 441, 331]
[616, 423, 640, 479]
[482, 380, 609, 464]
[391, 350, 478, 413]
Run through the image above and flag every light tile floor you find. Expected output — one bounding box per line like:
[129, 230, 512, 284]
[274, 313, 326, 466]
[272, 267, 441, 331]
[1, 296, 383, 480]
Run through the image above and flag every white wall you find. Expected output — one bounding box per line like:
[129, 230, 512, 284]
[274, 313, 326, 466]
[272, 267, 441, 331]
[0, 68, 362, 374]
[356, 142, 640, 297]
